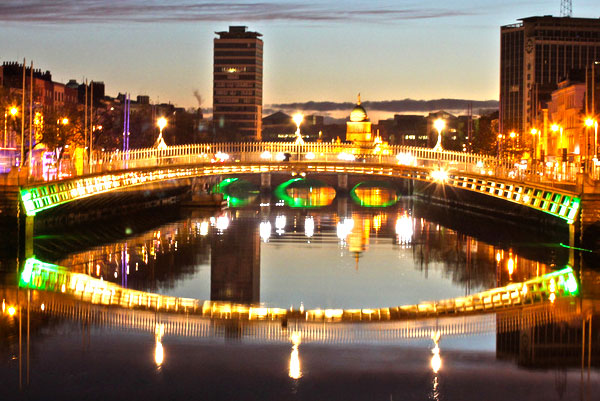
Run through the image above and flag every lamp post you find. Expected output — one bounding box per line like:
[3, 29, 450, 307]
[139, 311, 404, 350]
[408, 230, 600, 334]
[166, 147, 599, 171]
[4, 107, 18, 148]
[586, 118, 598, 174]
[530, 128, 538, 173]
[156, 117, 168, 149]
[433, 118, 445, 151]
[293, 113, 304, 161]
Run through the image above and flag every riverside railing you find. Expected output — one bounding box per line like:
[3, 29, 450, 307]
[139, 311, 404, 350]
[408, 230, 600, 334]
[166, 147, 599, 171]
[18, 141, 584, 186]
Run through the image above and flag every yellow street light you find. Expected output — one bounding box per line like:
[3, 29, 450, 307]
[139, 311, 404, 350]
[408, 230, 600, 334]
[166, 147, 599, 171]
[585, 118, 595, 127]
[61, 117, 69, 125]
[293, 113, 304, 146]
[509, 131, 516, 139]
[157, 117, 167, 132]
[530, 128, 538, 135]
[4, 107, 19, 148]
[156, 117, 168, 150]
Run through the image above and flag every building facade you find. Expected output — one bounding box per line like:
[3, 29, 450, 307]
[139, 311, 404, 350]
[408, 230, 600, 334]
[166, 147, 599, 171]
[213, 26, 263, 141]
[500, 16, 600, 141]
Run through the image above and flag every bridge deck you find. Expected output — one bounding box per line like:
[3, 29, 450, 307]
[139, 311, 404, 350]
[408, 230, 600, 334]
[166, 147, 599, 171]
[19, 161, 581, 224]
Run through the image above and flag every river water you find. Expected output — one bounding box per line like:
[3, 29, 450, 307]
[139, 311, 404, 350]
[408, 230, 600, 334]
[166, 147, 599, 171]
[1, 193, 598, 400]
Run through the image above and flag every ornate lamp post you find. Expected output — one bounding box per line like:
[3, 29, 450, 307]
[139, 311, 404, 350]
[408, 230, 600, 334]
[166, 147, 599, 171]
[4, 107, 18, 148]
[156, 117, 168, 150]
[433, 118, 445, 151]
[293, 113, 304, 161]
[530, 128, 538, 172]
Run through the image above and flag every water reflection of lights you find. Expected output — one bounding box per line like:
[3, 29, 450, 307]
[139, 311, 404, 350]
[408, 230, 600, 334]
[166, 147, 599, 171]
[260, 221, 272, 242]
[199, 221, 209, 236]
[395, 214, 413, 245]
[155, 323, 165, 368]
[304, 216, 314, 238]
[336, 218, 354, 241]
[275, 215, 286, 234]
[431, 331, 442, 374]
[216, 215, 230, 231]
[289, 331, 302, 380]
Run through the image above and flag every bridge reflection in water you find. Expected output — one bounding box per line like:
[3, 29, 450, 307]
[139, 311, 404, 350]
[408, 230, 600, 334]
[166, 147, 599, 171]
[2, 257, 597, 385]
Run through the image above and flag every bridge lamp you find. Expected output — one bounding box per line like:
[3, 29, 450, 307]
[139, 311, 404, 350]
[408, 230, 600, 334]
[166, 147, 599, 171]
[61, 117, 69, 125]
[430, 168, 448, 183]
[157, 117, 167, 134]
[293, 113, 304, 145]
[433, 118, 445, 151]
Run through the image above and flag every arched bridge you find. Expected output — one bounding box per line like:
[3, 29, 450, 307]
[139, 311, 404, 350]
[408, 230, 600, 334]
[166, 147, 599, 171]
[14, 143, 582, 225]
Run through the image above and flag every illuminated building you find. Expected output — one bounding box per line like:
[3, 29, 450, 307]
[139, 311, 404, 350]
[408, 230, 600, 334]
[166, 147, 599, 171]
[213, 26, 263, 141]
[500, 16, 600, 136]
[346, 94, 373, 146]
[547, 78, 586, 158]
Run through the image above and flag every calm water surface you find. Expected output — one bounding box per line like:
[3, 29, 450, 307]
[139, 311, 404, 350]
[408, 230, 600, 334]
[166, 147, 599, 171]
[1, 197, 598, 400]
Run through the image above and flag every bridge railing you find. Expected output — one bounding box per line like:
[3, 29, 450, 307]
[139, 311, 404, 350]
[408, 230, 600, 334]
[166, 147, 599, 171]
[18, 141, 583, 186]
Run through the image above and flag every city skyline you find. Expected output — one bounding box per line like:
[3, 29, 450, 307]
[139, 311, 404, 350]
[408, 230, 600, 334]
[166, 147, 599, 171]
[1, 0, 598, 120]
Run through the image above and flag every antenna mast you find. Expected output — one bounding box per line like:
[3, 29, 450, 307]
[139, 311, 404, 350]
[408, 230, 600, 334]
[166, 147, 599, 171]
[560, 0, 572, 17]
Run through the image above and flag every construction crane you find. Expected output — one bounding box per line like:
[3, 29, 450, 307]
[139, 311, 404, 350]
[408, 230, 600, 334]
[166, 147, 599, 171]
[560, 0, 572, 17]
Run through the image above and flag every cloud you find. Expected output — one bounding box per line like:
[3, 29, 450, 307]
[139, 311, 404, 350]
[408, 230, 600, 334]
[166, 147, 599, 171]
[0, 1, 475, 24]
[267, 98, 499, 114]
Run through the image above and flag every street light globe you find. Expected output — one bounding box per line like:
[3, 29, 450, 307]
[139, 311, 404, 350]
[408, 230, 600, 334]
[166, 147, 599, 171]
[9, 107, 18, 116]
[551, 124, 559, 132]
[530, 128, 538, 135]
[433, 118, 445, 133]
[157, 117, 167, 130]
[509, 131, 516, 138]
[585, 118, 596, 127]
[292, 113, 303, 128]
[61, 117, 69, 125]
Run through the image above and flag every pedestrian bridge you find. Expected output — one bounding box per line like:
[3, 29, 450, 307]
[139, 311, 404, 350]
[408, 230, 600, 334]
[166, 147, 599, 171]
[16, 142, 580, 224]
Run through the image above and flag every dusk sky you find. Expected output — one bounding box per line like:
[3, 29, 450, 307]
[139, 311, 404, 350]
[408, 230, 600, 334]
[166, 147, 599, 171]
[1, 0, 599, 119]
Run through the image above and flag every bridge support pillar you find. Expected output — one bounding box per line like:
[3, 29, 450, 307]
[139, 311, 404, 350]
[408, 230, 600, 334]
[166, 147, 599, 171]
[338, 174, 348, 191]
[577, 173, 600, 251]
[261, 173, 271, 191]
[25, 216, 34, 258]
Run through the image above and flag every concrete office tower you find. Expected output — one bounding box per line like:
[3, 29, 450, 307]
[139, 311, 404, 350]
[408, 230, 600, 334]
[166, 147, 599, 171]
[213, 26, 263, 141]
[500, 16, 600, 137]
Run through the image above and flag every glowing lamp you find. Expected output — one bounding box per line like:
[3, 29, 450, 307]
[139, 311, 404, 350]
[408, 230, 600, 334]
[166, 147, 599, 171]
[157, 117, 167, 131]
[10, 107, 18, 116]
[433, 119, 445, 133]
[292, 113, 303, 127]
[585, 118, 595, 127]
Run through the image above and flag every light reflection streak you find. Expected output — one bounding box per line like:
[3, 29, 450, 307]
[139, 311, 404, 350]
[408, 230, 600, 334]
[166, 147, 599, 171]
[289, 331, 302, 380]
[155, 323, 164, 368]
[275, 215, 286, 234]
[304, 216, 314, 238]
[336, 218, 354, 242]
[260, 221, 272, 242]
[395, 213, 413, 245]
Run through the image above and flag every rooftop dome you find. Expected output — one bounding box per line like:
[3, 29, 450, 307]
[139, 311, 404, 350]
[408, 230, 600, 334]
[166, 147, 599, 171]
[349, 93, 368, 122]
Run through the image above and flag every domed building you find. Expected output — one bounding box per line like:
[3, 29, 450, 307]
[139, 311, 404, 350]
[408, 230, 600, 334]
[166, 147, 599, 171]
[346, 94, 373, 146]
